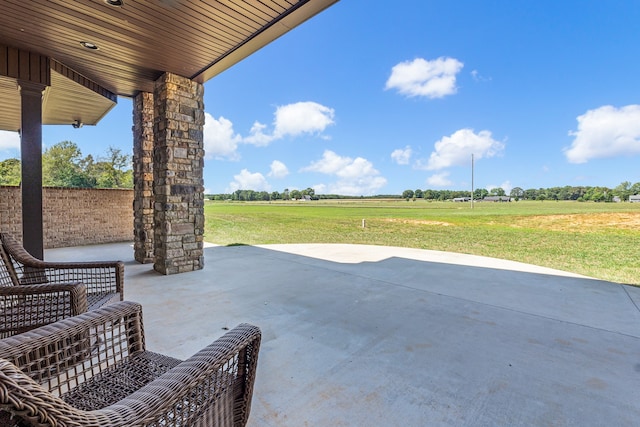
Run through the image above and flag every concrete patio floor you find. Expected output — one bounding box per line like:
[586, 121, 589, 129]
[46, 242, 640, 426]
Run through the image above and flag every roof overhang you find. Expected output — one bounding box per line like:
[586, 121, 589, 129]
[0, 53, 117, 130]
[0, 0, 339, 131]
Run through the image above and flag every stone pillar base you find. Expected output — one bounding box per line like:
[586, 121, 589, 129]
[133, 92, 155, 264]
[152, 73, 205, 275]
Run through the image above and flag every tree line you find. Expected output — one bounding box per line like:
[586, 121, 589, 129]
[210, 188, 319, 202]
[402, 183, 640, 202]
[211, 181, 640, 202]
[0, 141, 133, 188]
[3, 143, 637, 201]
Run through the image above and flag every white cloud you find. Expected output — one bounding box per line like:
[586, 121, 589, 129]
[312, 183, 327, 194]
[422, 128, 504, 170]
[273, 102, 335, 138]
[268, 160, 289, 178]
[565, 105, 640, 163]
[226, 169, 271, 192]
[426, 172, 453, 187]
[486, 180, 512, 194]
[203, 113, 241, 160]
[244, 101, 335, 146]
[0, 130, 20, 152]
[244, 121, 272, 147]
[301, 150, 351, 174]
[471, 69, 491, 82]
[213, 101, 335, 152]
[385, 57, 464, 99]
[301, 150, 387, 196]
[391, 146, 412, 165]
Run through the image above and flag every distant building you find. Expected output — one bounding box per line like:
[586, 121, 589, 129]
[453, 197, 471, 202]
[630, 194, 640, 203]
[483, 196, 511, 202]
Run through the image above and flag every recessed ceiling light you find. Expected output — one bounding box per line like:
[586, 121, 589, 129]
[104, 0, 124, 6]
[80, 41, 99, 50]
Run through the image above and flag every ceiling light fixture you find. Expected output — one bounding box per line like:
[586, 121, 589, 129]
[104, 0, 124, 6]
[80, 41, 99, 50]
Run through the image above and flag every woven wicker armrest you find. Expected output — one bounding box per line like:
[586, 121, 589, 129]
[0, 301, 262, 427]
[0, 282, 88, 337]
[105, 323, 262, 426]
[0, 233, 124, 299]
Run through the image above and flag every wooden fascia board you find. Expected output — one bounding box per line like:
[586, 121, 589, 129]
[193, 0, 339, 83]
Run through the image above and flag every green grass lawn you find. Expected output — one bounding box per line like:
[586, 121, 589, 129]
[203, 199, 640, 285]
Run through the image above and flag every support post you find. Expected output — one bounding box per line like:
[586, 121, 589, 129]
[133, 92, 155, 263]
[18, 80, 46, 259]
[152, 73, 205, 274]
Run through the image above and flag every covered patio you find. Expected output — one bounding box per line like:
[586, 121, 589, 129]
[1, 0, 338, 272]
[4, 2, 640, 424]
[46, 241, 640, 426]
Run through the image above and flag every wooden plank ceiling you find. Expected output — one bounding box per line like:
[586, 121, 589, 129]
[0, 0, 338, 131]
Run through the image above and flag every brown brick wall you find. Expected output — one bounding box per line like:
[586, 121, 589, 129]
[0, 186, 133, 248]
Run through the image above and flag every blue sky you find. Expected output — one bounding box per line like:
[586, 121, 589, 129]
[1, 0, 640, 196]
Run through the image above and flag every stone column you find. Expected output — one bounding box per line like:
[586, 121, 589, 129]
[132, 92, 155, 263]
[153, 73, 205, 274]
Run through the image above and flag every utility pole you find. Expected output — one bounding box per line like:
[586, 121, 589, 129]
[471, 153, 474, 209]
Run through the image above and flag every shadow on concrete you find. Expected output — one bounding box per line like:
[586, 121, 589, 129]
[46, 242, 640, 426]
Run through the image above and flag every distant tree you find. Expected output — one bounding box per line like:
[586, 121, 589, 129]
[85, 147, 133, 189]
[233, 189, 259, 201]
[573, 186, 587, 200]
[583, 186, 612, 202]
[423, 189, 435, 200]
[0, 158, 21, 185]
[556, 186, 570, 201]
[630, 182, 640, 196]
[301, 187, 315, 197]
[271, 191, 281, 200]
[592, 191, 605, 202]
[509, 187, 524, 200]
[290, 189, 301, 200]
[414, 189, 423, 198]
[474, 188, 488, 199]
[489, 187, 506, 196]
[613, 181, 632, 201]
[523, 188, 538, 200]
[402, 189, 414, 200]
[451, 190, 470, 199]
[42, 141, 95, 187]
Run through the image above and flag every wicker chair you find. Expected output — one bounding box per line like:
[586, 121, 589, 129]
[0, 301, 261, 427]
[0, 233, 124, 338]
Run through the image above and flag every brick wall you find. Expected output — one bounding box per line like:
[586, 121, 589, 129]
[0, 186, 133, 248]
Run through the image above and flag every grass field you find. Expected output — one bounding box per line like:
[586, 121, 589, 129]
[203, 199, 640, 285]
